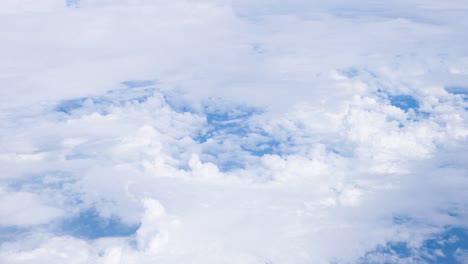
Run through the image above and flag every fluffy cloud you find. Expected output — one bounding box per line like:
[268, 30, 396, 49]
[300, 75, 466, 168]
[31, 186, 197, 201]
[0, 0, 467, 263]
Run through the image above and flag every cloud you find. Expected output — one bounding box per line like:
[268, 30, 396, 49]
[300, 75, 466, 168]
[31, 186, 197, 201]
[0, 82, 466, 262]
[0, 188, 63, 227]
[1, 0, 468, 111]
[0, 0, 467, 263]
[0, 0, 65, 13]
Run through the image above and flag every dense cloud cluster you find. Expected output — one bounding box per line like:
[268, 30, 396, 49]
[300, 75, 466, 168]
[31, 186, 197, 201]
[0, 0, 467, 263]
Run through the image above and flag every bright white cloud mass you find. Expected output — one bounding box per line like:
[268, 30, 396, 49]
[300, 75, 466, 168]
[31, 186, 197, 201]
[1, 0, 468, 263]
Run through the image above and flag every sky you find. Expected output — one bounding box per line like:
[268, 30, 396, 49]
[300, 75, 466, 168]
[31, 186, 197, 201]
[0, 0, 468, 263]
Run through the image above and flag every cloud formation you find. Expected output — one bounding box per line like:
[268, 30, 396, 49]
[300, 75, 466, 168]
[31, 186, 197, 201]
[0, 0, 467, 263]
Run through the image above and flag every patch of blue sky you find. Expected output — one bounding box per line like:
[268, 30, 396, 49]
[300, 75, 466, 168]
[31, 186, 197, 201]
[360, 227, 468, 264]
[385, 241, 413, 259]
[205, 110, 256, 124]
[197, 134, 280, 172]
[0, 226, 30, 243]
[195, 104, 261, 143]
[194, 110, 283, 170]
[59, 208, 140, 239]
[241, 140, 280, 157]
[196, 129, 247, 144]
[445, 86, 468, 95]
[389, 95, 420, 112]
[420, 228, 468, 263]
[207, 117, 250, 132]
[373, 86, 428, 118]
[195, 134, 279, 172]
[55, 97, 88, 114]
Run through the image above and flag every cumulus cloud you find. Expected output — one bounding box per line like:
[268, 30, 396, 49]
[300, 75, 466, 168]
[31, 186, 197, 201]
[0, 0, 467, 263]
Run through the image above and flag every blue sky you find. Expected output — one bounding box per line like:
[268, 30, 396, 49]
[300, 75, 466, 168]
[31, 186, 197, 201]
[0, 0, 468, 263]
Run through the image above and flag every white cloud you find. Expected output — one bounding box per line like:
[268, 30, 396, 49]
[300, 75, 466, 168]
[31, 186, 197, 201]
[455, 248, 468, 263]
[0, 0, 467, 263]
[0, 0, 65, 14]
[0, 188, 63, 227]
[0, 84, 465, 262]
[1, 0, 467, 111]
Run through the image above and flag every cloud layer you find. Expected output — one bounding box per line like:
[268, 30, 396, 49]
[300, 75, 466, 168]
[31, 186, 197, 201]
[0, 0, 468, 263]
